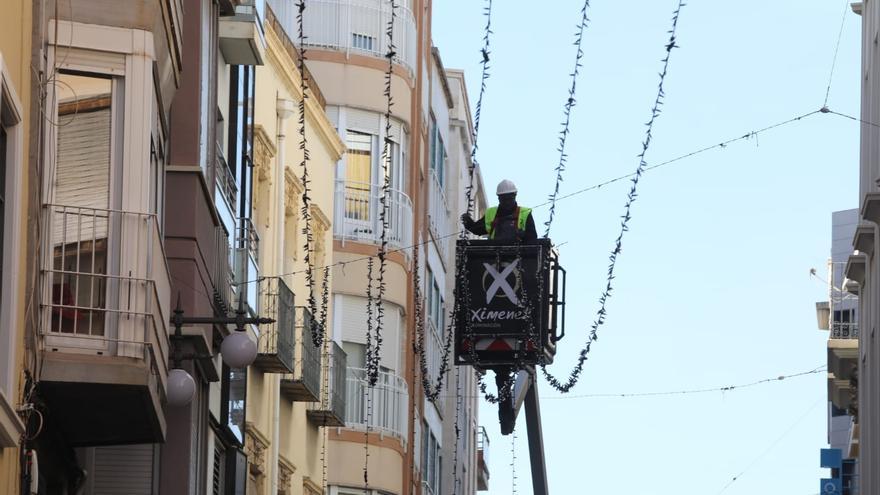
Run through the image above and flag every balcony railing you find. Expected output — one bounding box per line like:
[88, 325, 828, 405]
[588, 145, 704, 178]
[334, 180, 413, 252]
[477, 426, 490, 491]
[234, 218, 260, 315]
[281, 307, 322, 402]
[212, 225, 234, 314]
[40, 203, 170, 376]
[308, 341, 347, 426]
[253, 277, 296, 373]
[215, 144, 238, 210]
[268, 0, 417, 75]
[832, 321, 859, 339]
[345, 367, 408, 443]
[428, 169, 450, 259]
[42, 205, 170, 357]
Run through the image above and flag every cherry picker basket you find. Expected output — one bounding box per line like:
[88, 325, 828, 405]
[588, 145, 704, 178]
[454, 238, 565, 369]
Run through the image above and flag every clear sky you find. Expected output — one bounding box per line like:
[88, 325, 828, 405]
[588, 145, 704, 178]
[432, 1, 860, 493]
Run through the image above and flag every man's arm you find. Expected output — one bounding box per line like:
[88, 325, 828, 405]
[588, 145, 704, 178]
[462, 214, 488, 236]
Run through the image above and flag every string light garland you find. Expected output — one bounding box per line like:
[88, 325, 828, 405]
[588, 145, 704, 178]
[295, 0, 322, 348]
[541, 0, 687, 393]
[365, 0, 398, 388]
[466, 0, 494, 216]
[544, 0, 592, 238]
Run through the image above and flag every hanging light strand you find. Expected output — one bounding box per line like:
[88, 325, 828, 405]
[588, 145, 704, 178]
[544, 0, 592, 238]
[541, 0, 687, 393]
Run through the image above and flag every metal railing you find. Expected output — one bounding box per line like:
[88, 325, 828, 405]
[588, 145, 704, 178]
[333, 179, 413, 252]
[212, 225, 234, 313]
[831, 321, 859, 339]
[254, 277, 296, 372]
[268, 0, 417, 75]
[281, 306, 322, 401]
[234, 218, 260, 315]
[477, 426, 490, 467]
[215, 143, 238, 210]
[40, 204, 170, 383]
[428, 169, 450, 259]
[345, 367, 409, 443]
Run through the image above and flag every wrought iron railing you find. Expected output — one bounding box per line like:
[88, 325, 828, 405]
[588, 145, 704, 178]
[333, 179, 413, 252]
[831, 321, 859, 339]
[345, 367, 409, 443]
[268, 0, 417, 75]
[215, 143, 238, 210]
[254, 277, 295, 373]
[281, 306, 322, 402]
[308, 341, 347, 426]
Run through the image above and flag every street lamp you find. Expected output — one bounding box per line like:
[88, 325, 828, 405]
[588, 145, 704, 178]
[167, 295, 274, 406]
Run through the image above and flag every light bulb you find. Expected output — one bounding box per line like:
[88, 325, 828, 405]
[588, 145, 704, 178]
[167, 368, 196, 407]
[221, 330, 258, 368]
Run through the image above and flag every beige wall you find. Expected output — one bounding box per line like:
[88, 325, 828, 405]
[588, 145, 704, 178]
[246, 19, 344, 495]
[0, 1, 32, 493]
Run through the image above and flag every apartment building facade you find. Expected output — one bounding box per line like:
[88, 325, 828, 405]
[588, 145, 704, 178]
[850, 1, 880, 494]
[818, 209, 860, 494]
[1, 1, 488, 494]
[0, 1, 34, 494]
[246, 4, 346, 494]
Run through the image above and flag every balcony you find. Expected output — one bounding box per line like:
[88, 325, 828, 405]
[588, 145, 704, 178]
[219, 0, 266, 65]
[39, 204, 170, 446]
[428, 169, 451, 260]
[253, 277, 296, 373]
[477, 426, 490, 490]
[345, 367, 409, 444]
[234, 218, 260, 316]
[828, 333, 859, 412]
[333, 180, 413, 252]
[281, 307, 322, 402]
[268, 0, 417, 75]
[308, 341, 348, 427]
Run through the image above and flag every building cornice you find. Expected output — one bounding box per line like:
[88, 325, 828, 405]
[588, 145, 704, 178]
[263, 21, 346, 161]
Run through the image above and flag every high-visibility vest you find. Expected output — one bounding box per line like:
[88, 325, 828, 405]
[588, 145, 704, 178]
[484, 206, 531, 239]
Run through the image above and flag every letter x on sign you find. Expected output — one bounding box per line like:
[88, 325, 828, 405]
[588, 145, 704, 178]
[483, 260, 520, 306]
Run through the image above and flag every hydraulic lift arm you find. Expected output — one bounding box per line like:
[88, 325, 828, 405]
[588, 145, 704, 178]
[511, 369, 549, 495]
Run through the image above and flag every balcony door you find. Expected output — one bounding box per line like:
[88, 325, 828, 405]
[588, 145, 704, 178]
[46, 72, 122, 353]
[342, 126, 405, 243]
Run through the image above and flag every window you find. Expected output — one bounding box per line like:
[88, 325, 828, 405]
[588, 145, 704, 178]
[49, 72, 116, 337]
[428, 115, 446, 187]
[345, 131, 373, 221]
[426, 268, 444, 333]
[422, 424, 441, 494]
[352, 33, 376, 51]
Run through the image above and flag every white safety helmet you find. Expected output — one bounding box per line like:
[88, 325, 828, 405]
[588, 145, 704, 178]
[496, 179, 518, 195]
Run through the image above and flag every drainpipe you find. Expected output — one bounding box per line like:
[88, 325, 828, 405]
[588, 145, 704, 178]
[272, 97, 296, 495]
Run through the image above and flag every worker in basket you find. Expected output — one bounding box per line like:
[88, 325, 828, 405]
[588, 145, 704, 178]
[461, 179, 538, 242]
[461, 179, 537, 432]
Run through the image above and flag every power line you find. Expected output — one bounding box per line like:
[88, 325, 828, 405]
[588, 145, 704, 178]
[540, 365, 825, 400]
[235, 105, 857, 286]
[716, 398, 824, 494]
[440, 364, 826, 400]
[824, 0, 851, 107]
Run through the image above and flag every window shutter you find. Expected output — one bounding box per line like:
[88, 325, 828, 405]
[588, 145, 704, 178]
[91, 444, 155, 494]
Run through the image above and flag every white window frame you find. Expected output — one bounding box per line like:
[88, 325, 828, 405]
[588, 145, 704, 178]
[0, 51, 26, 447]
[44, 21, 167, 358]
